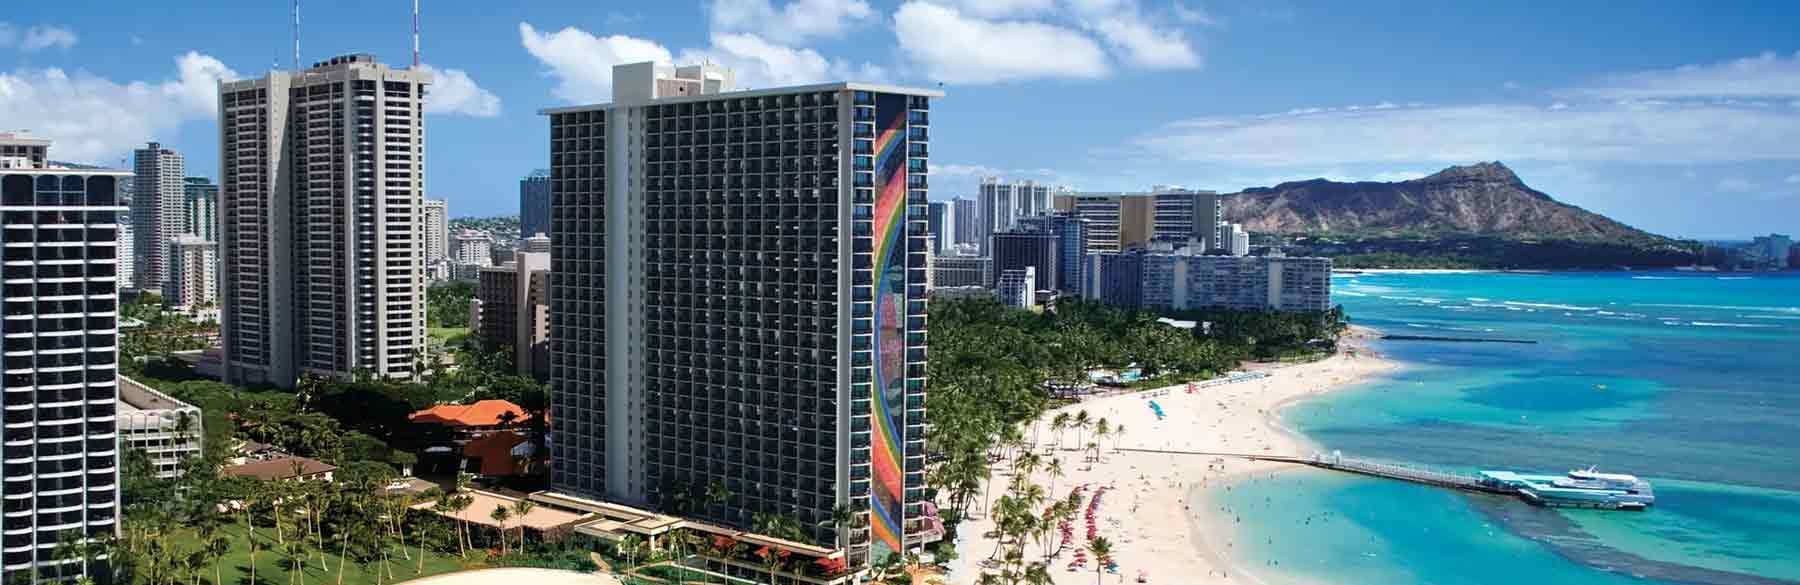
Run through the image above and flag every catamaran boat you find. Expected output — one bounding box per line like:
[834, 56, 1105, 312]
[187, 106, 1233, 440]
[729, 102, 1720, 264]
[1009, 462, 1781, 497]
[1478, 467, 1655, 510]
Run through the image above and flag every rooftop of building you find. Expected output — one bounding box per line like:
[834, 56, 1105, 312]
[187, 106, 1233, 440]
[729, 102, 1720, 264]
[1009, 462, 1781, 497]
[117, 376, 201, 414]
[413, 489, 590, 531]
[223, 455, 336, 481]
[0, 132, 51, 147]
[409, 399, 531, 427]
[539, 61, 941, 114]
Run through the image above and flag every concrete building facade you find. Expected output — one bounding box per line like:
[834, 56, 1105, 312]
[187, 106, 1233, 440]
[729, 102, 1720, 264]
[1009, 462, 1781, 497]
[996, 267, 1036, 309]
[0, 139, 128, 582]
[1093, 246, 1333, 312]
[166, 235, 219, 308]
[118, 377, 204, 480]
[477, 251, 550, 381]
[931, 255, 990, 288]
[1224, 223, 1250, 256]
[951, 197, 979, 246]
[976, 178, 1058, 255]
[1151, 188, 1222, 249]
[926, 200, 955, 255]
[0, 133, 49, 169]
[218, 54, 431, 388]
[132, 142, 185, 292]
[422, 199, 448, 263]
[1059, 192, 1155, 254]
[452, 229, 494, 267]
[543, 62, 940, 568]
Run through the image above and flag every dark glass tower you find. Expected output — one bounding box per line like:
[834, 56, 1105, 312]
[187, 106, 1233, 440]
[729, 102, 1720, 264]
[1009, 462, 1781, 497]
[543, 62, 940, 568]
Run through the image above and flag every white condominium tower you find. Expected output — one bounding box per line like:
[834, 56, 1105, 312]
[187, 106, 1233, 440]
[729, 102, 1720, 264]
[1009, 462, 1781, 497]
[217, 54, 431, 388]
[131, 142, 185, 292]
[422, 198, 448, 263]
[976, 177, 1058, 254]
[0, 136, 128, 583]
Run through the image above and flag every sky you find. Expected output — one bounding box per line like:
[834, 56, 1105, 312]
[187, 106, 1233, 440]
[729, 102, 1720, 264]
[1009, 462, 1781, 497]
[2, 0, 1798, 240]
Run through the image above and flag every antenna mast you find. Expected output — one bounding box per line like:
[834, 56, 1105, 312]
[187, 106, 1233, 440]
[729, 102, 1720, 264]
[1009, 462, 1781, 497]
[412, 0, 421, 68]
[292, 0, 300, 72]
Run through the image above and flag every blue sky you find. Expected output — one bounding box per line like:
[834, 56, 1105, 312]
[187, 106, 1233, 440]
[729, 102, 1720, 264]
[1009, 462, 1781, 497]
[3, 0, 1798, 239]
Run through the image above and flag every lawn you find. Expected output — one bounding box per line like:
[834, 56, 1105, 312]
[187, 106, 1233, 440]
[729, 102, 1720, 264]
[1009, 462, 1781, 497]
[156, 519, 480, 585]
[429, 327, 471, 348]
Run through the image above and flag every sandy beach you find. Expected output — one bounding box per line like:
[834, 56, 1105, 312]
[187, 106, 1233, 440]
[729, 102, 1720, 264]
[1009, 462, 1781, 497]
[945, 327, 1396, 584]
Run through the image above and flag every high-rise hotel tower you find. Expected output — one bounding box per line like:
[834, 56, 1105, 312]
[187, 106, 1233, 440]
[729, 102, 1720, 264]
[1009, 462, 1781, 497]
[217, 54, 430, 388]
[543, 62, 939, 566]
[0, 135, 127, 583]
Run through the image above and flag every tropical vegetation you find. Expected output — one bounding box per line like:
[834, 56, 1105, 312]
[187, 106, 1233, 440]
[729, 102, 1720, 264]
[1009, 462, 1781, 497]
[923, 296, 1348, 584]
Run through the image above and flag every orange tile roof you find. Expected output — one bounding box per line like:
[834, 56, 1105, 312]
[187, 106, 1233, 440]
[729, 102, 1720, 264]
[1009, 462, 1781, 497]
[409, 399, 529, 427]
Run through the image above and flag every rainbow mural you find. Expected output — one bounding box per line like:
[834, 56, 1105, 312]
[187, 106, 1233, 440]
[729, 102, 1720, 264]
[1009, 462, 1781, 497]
[868, 93, 910, 557]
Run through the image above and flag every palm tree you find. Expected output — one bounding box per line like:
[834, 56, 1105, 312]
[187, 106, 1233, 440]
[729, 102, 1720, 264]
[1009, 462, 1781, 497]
[829, 504, 854, 549]
[616, 534, 643, 569]
[1072, 410, 1091, 447]
[205, 533, 231, 585]
[430, 498, 462, 559]
[1050, 413, 1071, 449]
[1045, 458, 1064, 501]
[1087, 537, 1113, 585]
[704, 480, 730, 516]
[1093, 418, 1110, 453]
[488, 505, 512, 555]
[510, 499, 536, 552]
[1013, 451, 1041, 479]
[1086, 442, 1100, 464]
[1113, 424, 1126, 451]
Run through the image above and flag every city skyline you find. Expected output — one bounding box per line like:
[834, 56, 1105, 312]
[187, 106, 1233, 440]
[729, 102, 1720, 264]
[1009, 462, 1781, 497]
[0, 1, 1796, 239]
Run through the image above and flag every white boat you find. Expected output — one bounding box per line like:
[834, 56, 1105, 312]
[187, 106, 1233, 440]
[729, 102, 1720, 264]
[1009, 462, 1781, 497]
[1478, 467, 1655, 508]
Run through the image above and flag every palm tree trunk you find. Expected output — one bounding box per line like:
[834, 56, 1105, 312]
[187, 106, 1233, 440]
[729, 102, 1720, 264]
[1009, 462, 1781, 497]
[336, 531, 349, 585]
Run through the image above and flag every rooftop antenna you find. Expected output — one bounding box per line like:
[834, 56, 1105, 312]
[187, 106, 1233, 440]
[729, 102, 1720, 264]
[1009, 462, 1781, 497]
[412, 0, 421, 68]
[291, 0, 300, 72]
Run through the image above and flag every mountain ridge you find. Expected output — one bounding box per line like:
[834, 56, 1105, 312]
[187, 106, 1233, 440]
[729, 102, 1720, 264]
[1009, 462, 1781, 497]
[1223, 162, 1662, 242]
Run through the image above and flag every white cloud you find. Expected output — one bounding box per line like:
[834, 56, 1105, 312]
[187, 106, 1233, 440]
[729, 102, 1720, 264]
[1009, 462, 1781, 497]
[680, 33, 883, 89]
[934, 164, 1005, 177]
[1065, 0, 1202, 70]
[1716, 177, 1755, 193]
[416, 65, 501, 117]
[931, 0, 1058, 18]
[0, 22, 77, 52]
[521, 22, 882, 104]
[1092, 15, 1201, 69]
[893, 2, 1110, 84]
[1134, 102, 1800, 166]
[1561, 50, 1800, 101]
[22, 25, 77, 51]
[0, 51, 239, 163]
[709, 0, 873, 44]
[605, 12, 644, 28]
[519, 22, 674, 103]
[1172, 2, 1218, 26]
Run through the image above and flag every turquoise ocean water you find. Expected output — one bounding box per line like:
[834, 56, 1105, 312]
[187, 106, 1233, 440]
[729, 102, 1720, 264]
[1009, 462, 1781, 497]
[1207, 271, 1800, 584]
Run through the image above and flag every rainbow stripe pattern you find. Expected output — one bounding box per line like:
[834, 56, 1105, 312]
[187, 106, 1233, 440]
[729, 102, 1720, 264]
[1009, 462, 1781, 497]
[867, 93, 910, 557]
